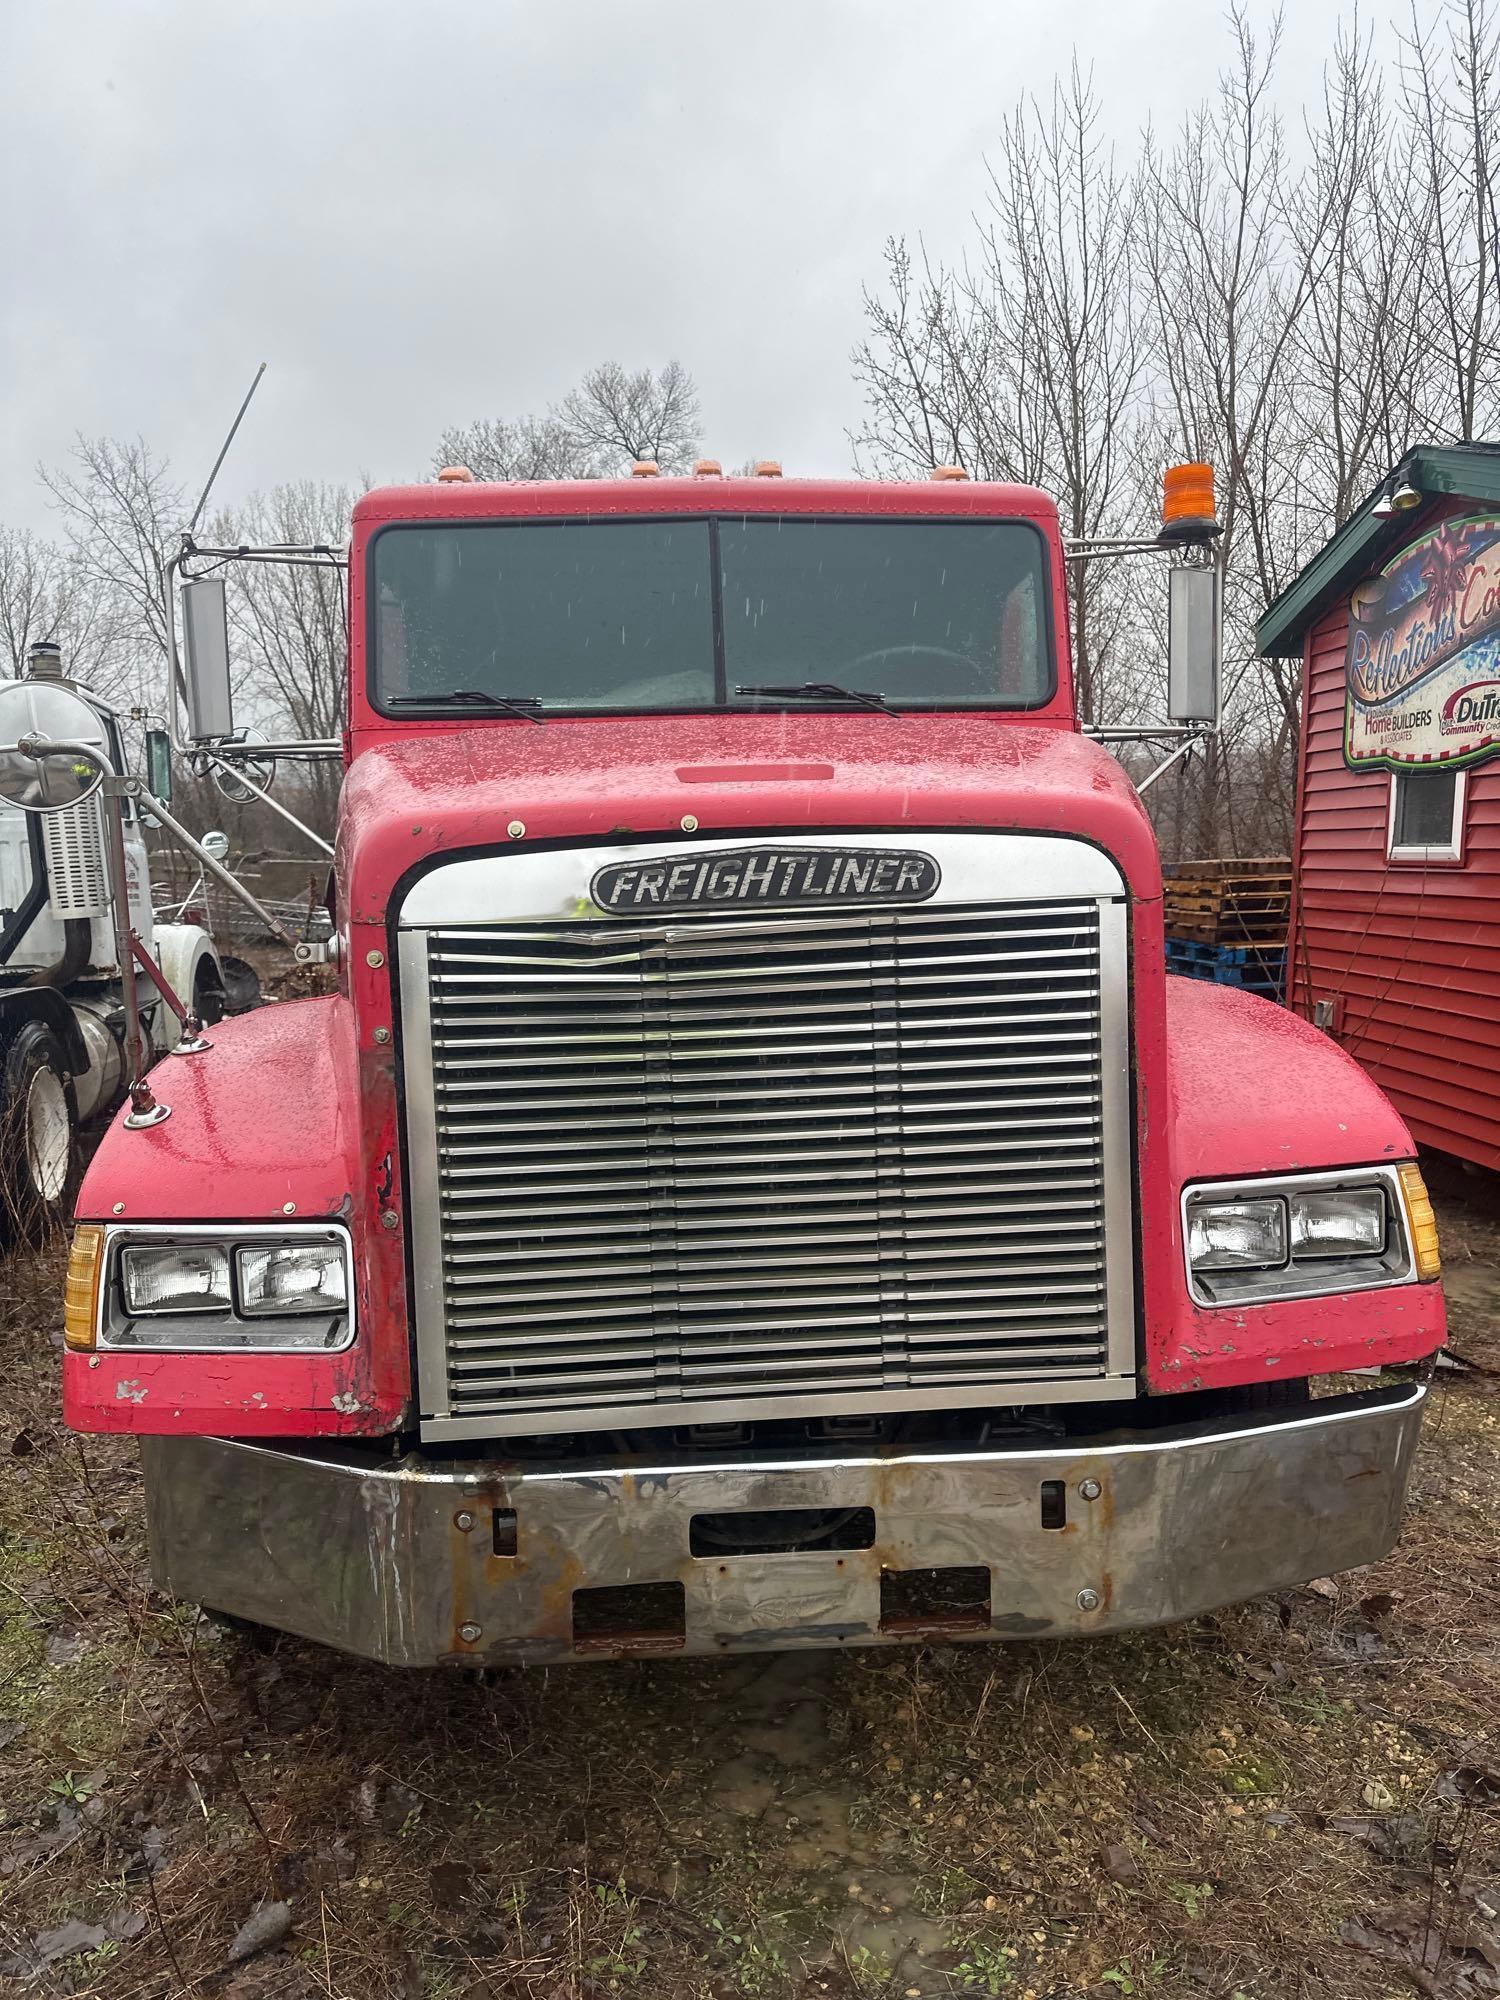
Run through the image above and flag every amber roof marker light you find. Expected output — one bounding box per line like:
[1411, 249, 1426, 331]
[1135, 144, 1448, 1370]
[931, 465, 970, 482]
[1160, 462, 1221, 544]
[435, 465, 474, 484]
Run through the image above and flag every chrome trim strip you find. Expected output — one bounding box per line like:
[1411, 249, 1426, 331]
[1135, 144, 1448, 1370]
[441, 1380, 1427, 1480]
[398, 831, 1127, 928]
[95, 1220, 356, 1355]
[398, 928, 450, 1418]
[1180, 1163, 1419, 1309]
[1096, 897, 1135, 1379]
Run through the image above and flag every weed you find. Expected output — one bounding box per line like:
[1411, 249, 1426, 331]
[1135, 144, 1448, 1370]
[1167, 1879, 1214, 1920]
[1099, 1957, 1169, 1994]
[584, 1875, 647, 1984]
[47, 1771, 94, 1805]
[951, 1936, 1018, 1993]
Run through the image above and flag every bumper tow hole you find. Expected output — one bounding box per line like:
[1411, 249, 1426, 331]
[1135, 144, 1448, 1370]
[689, 1505, 875, 1557]
[492, 1509, 518, 1557]
[880, 1565, 991, 1636]
[572, 1581, 686, 1656]
[1039, 1480, 1067, 1531]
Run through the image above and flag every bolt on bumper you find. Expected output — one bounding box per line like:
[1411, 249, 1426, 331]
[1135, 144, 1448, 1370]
[141, 1383, 1426, 1667]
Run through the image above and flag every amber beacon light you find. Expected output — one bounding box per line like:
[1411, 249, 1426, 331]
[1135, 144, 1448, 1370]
[1161, 462, 1219, 542]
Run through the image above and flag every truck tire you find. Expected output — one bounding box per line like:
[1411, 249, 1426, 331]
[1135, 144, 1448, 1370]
[193, 960, 227, 1027]
[0, 1021, 79, 1245]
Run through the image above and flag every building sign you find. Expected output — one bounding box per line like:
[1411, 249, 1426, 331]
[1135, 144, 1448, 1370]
[1345, 514, 1500, 771]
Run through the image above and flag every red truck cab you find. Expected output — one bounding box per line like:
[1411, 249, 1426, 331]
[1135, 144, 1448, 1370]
[61, 471, 1443, 1663]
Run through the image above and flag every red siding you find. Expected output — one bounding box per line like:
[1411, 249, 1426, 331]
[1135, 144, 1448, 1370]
[1290, 506, 1500, 1171]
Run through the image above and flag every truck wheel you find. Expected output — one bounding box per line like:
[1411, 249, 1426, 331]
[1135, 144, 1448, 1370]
[193, 962, 227, 1027]
[0, 1022, 79, 1245]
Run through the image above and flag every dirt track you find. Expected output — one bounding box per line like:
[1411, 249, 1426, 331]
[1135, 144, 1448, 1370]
[0, 1187, 1496, 2000]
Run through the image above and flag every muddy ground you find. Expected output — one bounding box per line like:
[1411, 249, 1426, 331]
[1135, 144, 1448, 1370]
[0, 1181, 1496, 2000]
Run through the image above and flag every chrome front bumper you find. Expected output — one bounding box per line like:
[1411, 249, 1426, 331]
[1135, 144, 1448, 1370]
[141, 1384, 1426, 1667]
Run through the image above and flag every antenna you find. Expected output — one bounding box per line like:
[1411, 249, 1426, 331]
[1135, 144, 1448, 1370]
[184, 362, 267, 539]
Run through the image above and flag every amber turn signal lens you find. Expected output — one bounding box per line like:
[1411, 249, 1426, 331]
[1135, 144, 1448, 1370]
[1163, 461, 1216, 527]
[1397, 1163, 1441, 1281]
[63, 1225, 105, 1351]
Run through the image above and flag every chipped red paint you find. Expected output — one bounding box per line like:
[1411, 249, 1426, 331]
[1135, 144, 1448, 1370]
[61, 474, 1445, 1443]
[1152, 980, 1445, 1390]
[63, 997, 409, 1436]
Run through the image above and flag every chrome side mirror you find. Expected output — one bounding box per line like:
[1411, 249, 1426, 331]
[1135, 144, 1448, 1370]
[181, 578, 234, 741]
[1167, 564, 1221, 725]
[0, 681, 111, 812]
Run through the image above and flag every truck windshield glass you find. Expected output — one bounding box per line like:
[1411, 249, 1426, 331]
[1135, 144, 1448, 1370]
[370, 516, 1051, 713]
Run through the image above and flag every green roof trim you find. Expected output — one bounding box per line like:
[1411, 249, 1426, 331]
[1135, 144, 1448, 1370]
[1256, 442, 1500, 658]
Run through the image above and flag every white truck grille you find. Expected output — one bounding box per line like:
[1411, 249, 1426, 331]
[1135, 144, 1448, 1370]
[399, 837, 1135, 1441]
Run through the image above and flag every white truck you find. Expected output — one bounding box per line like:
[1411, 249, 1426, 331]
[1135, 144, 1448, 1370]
[0, 642, 229, 1236]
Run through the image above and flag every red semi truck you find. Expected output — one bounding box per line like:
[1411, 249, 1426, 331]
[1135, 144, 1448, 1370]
[50, 463, 1444, 1664]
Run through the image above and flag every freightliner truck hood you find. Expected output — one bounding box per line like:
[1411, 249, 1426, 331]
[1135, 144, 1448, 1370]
[337, 714, 1163, 924]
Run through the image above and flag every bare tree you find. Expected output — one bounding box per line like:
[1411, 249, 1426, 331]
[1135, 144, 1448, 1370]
[852, 68, 1147, 722]
[208, 481, 355, 834]
[435, 360, 702, 480]
[1400, 0, 1500, 440]
[38, 435, 184, 703]
[433, 413, 589, 481]
[0, 526, 125, 691]
[557, 360, 700, 470]
[1283, 20, 1434, 531]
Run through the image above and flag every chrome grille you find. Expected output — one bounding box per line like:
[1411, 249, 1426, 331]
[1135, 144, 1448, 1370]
[405, 873, 1133, 1438]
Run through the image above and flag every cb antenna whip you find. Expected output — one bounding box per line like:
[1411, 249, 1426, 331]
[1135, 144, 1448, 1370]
[184, 361, 267, 540]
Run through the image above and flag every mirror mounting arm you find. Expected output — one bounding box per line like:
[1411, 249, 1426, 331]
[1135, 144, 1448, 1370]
[113, 775, 304, 953]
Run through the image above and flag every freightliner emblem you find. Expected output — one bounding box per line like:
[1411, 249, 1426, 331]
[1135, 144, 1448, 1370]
[591, 846, 941, 913]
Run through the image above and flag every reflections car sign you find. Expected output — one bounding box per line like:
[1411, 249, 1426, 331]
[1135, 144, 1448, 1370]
[1345, 513, 1500, 771]
[591, 846, 941, 913]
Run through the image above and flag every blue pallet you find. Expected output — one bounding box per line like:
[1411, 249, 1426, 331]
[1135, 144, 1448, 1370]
[1165, 936, 1286, 969]
[1164, 938, 1286, 1001]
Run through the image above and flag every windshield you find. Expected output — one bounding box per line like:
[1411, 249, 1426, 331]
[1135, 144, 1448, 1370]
[369, 515, 1053, 713]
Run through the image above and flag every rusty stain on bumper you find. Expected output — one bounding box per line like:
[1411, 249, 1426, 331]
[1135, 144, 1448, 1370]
[140, 1384, 1426, 1668]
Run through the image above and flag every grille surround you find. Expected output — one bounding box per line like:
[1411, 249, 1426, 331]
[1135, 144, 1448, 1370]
[399, 833, 1136, 1441]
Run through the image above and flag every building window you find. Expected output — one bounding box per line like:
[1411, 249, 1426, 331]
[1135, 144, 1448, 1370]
[1387, 766, 1467, 863]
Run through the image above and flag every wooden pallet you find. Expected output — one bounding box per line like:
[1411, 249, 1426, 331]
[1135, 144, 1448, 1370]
[1162, 855, 1291, 948]
[1166, 917, 1289, 945]
[1164, 857, 1291, 880]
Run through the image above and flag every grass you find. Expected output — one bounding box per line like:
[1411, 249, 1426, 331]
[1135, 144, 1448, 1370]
[0, 1183, 1496, 1998]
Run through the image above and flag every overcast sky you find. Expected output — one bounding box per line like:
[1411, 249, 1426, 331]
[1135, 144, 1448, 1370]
[2, 0, 1358, 535]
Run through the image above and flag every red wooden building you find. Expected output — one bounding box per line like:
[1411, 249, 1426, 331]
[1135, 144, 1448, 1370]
[1258, 443, 1500, 1174]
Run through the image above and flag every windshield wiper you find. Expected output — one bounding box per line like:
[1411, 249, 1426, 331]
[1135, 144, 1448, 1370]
[734, 681, 900, 717]
[388, 689, 546, 725]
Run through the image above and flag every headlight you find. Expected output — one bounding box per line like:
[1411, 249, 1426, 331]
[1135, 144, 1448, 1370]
[1184, 1166, 1425, 1305]
[85, 1225, 355, 1353]
[121, 1243, 232, 1314]
[1289, 1188, 1385, 1258]
[1187, 1199, 1286, 1271]
[237, 1242, 347, 1316]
